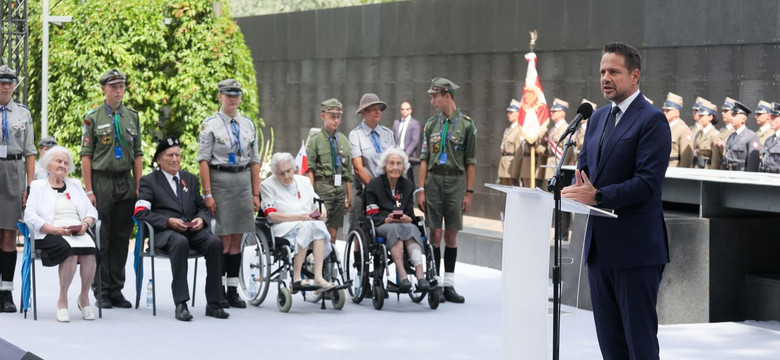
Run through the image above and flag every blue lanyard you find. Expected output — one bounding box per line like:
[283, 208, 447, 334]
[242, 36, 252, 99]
[361, 122, 383, 154]
[328, 131, 340, 171]
[437, 110, 461, 153]
[219, 114, 241, 155]
[1, 106, 7, 143]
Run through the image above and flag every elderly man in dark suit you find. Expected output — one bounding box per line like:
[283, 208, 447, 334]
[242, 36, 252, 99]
[392, 101, 421, 180]
[134, 136, 229, 321]
[563, 42, 671, 360]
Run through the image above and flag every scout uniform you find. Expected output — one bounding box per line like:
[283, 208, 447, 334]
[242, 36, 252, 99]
[662, 92, 693, 167]
[692, 100, 723, 169]
[544, 98, 574, 180]
[80, 69, 142, 305]
[0, 65, 36, 312]
[497, 99, 522, 185]
[724, 101, 761, 172]
[754, 101, 774, 146]
[307, 98, 353, 231]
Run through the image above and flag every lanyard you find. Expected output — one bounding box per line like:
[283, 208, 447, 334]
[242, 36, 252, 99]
[105, 103, 127, 148]
[219, 114, 242, 155]
[328, 131, 340, 172]
[1, 106, 7, 143]
[361, 122, 383, 154]
[437, 110, 461, 153]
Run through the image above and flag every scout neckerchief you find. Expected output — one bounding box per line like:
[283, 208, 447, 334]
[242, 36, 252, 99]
[328, 130, 340, 173]
[437, 110, 461, 162]
[219, 113, 243, 158]
[106, 102, 127, 148]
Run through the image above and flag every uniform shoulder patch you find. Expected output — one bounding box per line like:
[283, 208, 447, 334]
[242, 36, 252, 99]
[84, 119, 91, 126]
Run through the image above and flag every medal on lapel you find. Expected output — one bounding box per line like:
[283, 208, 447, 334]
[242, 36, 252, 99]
[181, 178, 188, 193]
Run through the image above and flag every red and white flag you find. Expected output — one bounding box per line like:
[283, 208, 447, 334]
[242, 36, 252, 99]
[294, 140, 308, 174]
[518, 52, 550, 134]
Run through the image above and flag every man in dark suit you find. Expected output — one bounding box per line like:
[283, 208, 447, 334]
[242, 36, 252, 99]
[562, 42, 671, 360]
[134, 136, 229, 321]
[392, 101, 421, 180]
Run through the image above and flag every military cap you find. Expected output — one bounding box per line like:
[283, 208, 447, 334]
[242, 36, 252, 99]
[506, 99, 521, 112]
[644, 95, 654, 105]
[549, 98, 569, 112]
[731, 101, 752, 115]
[581, 98, 598, 110]
[99, 69, 126, 85]
[754, 100, 773, 114]
[771, 102, 780, 116]
[722, 97, 736, 111]
[662, 92, 683, 111]
[320, 98, 343, 113]
[697, 100, 718, 117]
[427, 77, 460, 95]
[0, 65, 17, 83]
[154, 136, 181, 161]
[38, 136, 58, 148]
[356, 93, 387, 115]
[692, 96, 706, 110]
[218, 79, 242, 96]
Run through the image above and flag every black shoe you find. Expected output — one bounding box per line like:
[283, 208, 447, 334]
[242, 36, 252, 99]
[226, 287, 246, 308]
[417, 278, 431, 292]
[443, 286, 465, 303]
[437, 287, 445, 303]
[398, 278, 412, 292]
[110, 295, 132, 308]
[97, 295, 113, 309]
[218, 299, 230, 308]
[0, 291, 17, 313]
[205, 303, 230, 318]
[175, 302, 193, 321]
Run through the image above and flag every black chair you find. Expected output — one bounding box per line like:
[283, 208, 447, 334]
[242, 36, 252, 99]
[133, 220, 202, 316]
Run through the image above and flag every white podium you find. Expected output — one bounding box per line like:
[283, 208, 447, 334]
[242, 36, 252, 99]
[485, 184, 616, 359]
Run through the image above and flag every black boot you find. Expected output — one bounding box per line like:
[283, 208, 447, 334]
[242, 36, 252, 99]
[218, 286, 230, 308]
[0, 290, 17, 313]
[226, 286, 246, 308]
[443, 286, 465, 304]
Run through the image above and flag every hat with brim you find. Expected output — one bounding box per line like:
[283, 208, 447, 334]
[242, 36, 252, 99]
[722, 97, 736, 111]
[356, 93, 387, 115]
[427, 77, 460, 95]
[320, 98, 343, 113]
[754, 100, 772, 114]
[731, 101, 752, 115]
[662, 92, 683, 111]
[38, 136, 57, 148]
[771, 102, 780, 116]
[549, 98, 569, 112]
[697, 100, 717, 117]
[99, 69, 126, 85]
[218, 79, 242, 96]
[0, 65, 18, 83]
[154, 136, 181, 162]
[506, 99, 521, 112]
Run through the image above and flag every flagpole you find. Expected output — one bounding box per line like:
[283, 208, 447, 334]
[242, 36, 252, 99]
[528, 31, 537, 189]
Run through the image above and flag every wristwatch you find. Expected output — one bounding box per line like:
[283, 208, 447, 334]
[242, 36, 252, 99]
[593, 189, 603, 206]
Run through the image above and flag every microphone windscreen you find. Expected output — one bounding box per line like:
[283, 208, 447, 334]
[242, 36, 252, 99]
[577, 102, 594, 119]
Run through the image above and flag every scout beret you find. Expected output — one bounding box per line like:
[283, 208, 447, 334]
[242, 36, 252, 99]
[427, 77, 460, 95]
[99, 69, 126, 85]
[320, 98, 343, 113]
[218, 79, 242, 96]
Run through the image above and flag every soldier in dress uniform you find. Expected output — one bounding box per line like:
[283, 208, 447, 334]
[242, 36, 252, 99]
[518, 106, 549, 188]
[754, 100, 774, 145]
[662, 92, 693, 167]
[573, 98, 597, 161]
[306, 98, 353, 244]
[34, 136, 58, 180]
[0, 65, 36, 313]
[724, 101, 761, 172]
[497, 99, 521, 186]
[716, 97, 737, 149]
[692, 99, 723, 169]
[543, 98, 573, 180]
[759, 103, 780, 173]
[690, 97, 705, 135]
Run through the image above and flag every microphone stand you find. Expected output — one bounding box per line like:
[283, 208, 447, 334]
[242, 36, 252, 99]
[546, 129, 578, 360]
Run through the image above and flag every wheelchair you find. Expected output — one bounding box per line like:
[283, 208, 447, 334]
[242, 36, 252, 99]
[343, 209, 440, 310]
[237, 200, 350, 312]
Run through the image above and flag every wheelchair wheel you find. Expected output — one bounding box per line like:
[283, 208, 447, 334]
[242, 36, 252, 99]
[239, 232, 271, 306]
[372, 284, 384, 310]
[277, 286, 292, 313]
[332, 288, 346, 310]
[428, 287, 440, 310]
[344, 228, 370, 304]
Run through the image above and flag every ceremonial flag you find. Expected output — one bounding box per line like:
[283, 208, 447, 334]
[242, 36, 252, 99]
[518, 52, 550, 133]
[294, 140, 308, 174]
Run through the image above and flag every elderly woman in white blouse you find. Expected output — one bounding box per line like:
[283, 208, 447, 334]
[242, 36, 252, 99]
[260, 153, 334, 293]
[24, 146, 99, 322]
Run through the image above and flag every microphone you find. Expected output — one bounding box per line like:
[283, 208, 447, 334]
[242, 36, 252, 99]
[558, 102, 594, 143]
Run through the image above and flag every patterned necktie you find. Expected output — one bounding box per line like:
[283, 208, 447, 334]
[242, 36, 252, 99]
[231, 120, 243, 156]
[599, 106, 621, 162]
[1, 106, 8, 143]
[173, 175, 183, 204]
[370, 130, 382, 154]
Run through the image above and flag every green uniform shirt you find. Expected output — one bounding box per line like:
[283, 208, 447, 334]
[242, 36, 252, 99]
[306, 129, 354, 182]
[80, 103, 143, 172]
[420, 109, 477, 171]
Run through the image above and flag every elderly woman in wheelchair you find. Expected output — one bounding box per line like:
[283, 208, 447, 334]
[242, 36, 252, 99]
[260, 153, 335, 295]
[365, 148, 432, 292]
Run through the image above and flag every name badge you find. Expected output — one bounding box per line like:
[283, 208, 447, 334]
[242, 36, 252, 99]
[334, 174, 342, 187]
[438, 152, 448, 164]
[0, 145, 7, 158]
[114, 146, 123, 159]
[228, 152, 236, 165]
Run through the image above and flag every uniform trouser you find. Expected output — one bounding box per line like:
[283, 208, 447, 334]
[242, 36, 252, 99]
[159, 229, 224, 304]
[346, 184, 365, 233]
[92, 171, 136, 298]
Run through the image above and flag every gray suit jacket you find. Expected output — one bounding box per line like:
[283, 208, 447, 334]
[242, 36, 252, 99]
[392, 116, 421, 159]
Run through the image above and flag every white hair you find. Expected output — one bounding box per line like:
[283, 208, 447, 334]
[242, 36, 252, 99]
[270, 152, 296, 173]
[379, 148, 410, 174]
[39, 146, 76, 174]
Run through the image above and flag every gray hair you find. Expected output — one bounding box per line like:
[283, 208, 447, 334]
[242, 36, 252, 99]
[269, 152, 296, 173]
[40, 146, 76, 175]
[379, 148, 410, 174]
